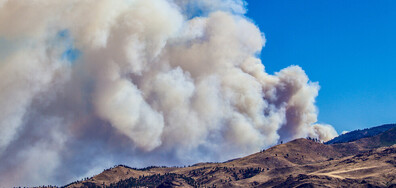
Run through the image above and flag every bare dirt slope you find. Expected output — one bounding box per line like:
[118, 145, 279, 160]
[65, 135, 396, 187]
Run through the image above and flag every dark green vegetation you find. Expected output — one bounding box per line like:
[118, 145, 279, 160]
[109, 173, 196, 188]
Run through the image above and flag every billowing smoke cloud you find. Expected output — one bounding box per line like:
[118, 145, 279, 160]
[0, 0, 338, 186]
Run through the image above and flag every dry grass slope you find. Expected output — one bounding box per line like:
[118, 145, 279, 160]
[65, 128, 396, 188]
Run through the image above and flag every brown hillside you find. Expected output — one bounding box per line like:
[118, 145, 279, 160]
[65, 136, 396, 188]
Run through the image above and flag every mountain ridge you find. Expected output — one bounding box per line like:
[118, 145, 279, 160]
[326, 123, 396, 144]
[62, 124, 396, 188]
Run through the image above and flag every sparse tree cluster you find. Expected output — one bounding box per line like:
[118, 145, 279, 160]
[306, 137, 323, 143]
[108, 173, 196, 187]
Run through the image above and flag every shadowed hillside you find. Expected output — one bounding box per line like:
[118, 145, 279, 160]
[326, 124, 396, 144]
[64, 125, 396, 188]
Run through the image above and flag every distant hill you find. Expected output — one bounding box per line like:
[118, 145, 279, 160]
[64, 126, 396, 188]
[326, 124, 396, 144]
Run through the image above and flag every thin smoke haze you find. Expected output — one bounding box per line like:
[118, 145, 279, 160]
[0, 0, 337, 186]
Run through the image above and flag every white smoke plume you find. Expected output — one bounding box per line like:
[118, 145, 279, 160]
[0, 0, 338, 186]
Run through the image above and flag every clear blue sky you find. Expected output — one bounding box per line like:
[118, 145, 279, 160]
[245, 0, 396, 133]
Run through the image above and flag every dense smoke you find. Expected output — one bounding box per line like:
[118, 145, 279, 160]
[0, 0, 337, 186]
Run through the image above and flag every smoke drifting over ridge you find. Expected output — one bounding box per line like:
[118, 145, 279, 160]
[0, 0, 337, 186]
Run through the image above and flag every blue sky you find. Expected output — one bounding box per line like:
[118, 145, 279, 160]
[245, 0, 396, 133]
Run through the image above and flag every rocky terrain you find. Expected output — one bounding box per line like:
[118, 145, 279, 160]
[64, 125, 396, 188]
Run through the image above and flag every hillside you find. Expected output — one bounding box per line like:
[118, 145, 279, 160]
[64, 127, 396, 188]
[326, 124, 396, 144]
